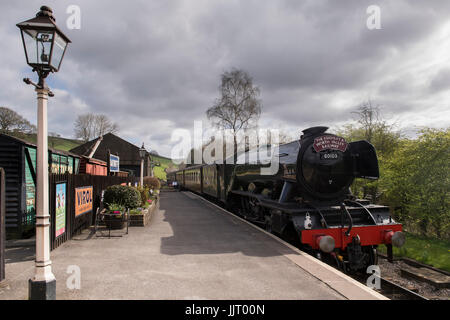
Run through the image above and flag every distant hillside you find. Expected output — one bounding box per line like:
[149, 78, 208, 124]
[151, 153, 178, 181]
[15, 133, 177, 180]
[48, 136, 83, 151]
[12, 133, 83, 152]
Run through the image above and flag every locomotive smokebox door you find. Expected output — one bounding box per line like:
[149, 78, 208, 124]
[349, 141, 379, 179]
[297, 132, 354, 202]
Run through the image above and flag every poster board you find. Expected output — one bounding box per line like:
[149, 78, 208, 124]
[55, 182, 66, 237]
[75, 186, 93, 217]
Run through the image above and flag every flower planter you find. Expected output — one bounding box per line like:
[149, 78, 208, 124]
[129, 197, 158, 227]
[103, 210, 126, 230]
[129, 209, 149, 227]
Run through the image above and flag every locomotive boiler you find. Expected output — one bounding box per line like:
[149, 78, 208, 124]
[172, 126, 405, 272]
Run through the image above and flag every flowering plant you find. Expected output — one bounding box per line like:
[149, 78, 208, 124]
[107, 203, 125, 217]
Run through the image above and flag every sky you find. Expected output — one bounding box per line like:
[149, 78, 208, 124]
[1, 0, 450, 157]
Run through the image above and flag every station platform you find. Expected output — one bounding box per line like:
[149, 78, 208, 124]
[0, 190, 386, 300]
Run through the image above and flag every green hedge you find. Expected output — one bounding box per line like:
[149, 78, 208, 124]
[136, 186, 150, 207]
[143, 176, 161, 190]
[104, 185, 141, 209]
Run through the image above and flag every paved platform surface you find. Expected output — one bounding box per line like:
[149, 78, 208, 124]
[0, 191, 386, 300]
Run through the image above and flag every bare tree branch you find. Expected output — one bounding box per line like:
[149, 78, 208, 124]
[74, 113, 119, 142]
[0, 106, 36, 135]
[206, 68, 262, 136]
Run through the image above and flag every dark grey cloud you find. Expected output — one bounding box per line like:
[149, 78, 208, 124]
[430, 68, 450, 92]
[2, 0, 450, 156]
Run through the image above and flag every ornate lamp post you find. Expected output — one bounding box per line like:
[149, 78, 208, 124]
[17, 6, 71, 300]
[139, 143, 147, 186]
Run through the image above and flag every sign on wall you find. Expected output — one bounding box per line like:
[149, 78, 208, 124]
[25, 147, 36, 215]
[55, 182, 66, 237]
[110, 154, 120, 173]
[75, 186, 93, 217]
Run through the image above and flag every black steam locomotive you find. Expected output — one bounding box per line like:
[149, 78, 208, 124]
[168, 126, 405, 272]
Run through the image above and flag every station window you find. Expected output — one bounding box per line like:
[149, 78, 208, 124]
[67, 157, 74, 174]
[60, 155, 68, 173]
[51, 154, 60, 173]
[74, 158, 80, 174]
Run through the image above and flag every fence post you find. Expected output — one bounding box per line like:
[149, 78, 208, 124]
[0, 168, 6, 285]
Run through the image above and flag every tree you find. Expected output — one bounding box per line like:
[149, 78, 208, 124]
[0, 106, 36, 134]
[206, 69, 262, 161]
[74, 113, 94, 142]
[337, 100, 402, 200]
[351, 99, 380, 144]
[342, 100, 402, 157]
[382, 128, 450, 239]
[74, 113, 118, 142]
[93, 114, 119, 138]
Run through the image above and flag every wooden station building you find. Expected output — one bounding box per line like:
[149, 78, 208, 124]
[69, 133, 153, 178]
[0, 134, 82, 236]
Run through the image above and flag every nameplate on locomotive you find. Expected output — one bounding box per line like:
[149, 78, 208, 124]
[313, 135, 348, 152]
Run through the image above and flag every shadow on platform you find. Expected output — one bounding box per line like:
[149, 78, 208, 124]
[159, 191, 293, 258]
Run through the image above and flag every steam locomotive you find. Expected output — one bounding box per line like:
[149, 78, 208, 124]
[168, 126, 405, 272]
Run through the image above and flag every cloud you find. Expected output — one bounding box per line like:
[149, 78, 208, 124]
[430, 68, 450, 92]
[2, 0, 450, 157]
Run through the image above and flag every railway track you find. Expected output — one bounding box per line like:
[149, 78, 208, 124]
[351, 274, 428, 300]
[173, 190, 432, 300]
[376, 254, 449, 300]
[378, 277, 428, 300]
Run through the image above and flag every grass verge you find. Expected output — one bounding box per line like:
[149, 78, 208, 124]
[378, 232, 450, 272]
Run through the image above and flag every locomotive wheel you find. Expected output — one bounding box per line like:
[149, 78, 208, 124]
[264, 216, 273, 233]
[240, 196, 262, 221]
[368, 247, 378, 266]
[344, 246, 379, 273]
[281, 223, 301, 247]
[354, 246, 378, 272]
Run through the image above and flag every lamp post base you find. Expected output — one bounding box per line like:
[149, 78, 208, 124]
[0, 280, 9, 289]
[28, 278, 56, 300]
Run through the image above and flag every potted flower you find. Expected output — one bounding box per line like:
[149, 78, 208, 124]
[102, 185, 141, 229]
[127, 186, 157, 226]
[104, 203, 126, 229]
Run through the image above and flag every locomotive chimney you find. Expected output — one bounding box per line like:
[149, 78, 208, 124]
[301, 126, 328, 140]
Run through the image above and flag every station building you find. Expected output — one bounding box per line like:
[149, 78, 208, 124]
[69, 133, 153, 178]
[0, 134, 83, 237]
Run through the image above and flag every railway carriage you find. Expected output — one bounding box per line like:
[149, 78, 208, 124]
[172, 126, 405, 272]
[202, 164, 219, 198]
[183, 165, 203, 193]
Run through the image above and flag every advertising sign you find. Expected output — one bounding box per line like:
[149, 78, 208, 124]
[25, 147, 36, 215]
[75, 186, 93, 217]
[110, 154, 120, 173]
[55, 182, 66, 237]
